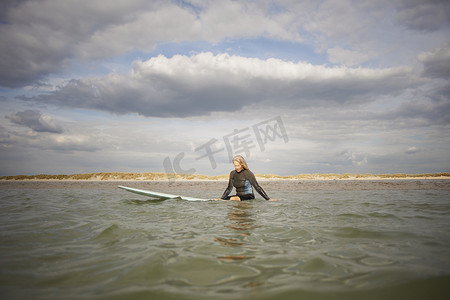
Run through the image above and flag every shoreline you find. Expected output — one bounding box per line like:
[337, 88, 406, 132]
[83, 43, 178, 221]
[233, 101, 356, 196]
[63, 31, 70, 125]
[1, 172, 450, 182]
[1, 177, 450, 182]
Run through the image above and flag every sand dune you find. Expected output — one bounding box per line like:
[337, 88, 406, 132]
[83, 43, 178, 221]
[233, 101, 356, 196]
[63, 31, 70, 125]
[1, 172, 449, 181]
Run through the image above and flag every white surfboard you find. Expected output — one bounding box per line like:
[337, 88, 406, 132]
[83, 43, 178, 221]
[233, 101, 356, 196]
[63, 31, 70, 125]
[118, 185, 211, 201]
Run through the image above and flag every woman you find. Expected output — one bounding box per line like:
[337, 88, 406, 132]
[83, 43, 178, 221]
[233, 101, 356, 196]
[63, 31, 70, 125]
[219, 155, 276, 201]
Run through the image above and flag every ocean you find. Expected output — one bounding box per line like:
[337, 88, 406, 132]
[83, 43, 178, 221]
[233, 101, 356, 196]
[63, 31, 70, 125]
[1, 180, 449, 299]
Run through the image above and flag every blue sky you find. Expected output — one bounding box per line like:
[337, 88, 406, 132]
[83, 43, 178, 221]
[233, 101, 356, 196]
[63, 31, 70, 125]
[0, 0, 449, 176]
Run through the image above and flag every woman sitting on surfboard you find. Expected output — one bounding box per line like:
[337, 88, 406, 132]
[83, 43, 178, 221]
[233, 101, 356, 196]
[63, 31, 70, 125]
[219, 155, 276, 201]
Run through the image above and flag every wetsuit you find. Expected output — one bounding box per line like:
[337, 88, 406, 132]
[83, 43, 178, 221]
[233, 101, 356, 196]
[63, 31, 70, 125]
[221, 169, 270, 200]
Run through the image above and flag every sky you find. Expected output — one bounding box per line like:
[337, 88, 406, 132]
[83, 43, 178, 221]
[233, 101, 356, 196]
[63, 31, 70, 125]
[0, 0, 449, 177]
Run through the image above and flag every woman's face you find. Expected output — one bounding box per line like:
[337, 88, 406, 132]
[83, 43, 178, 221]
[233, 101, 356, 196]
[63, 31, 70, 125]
[233, 160, 243, 172]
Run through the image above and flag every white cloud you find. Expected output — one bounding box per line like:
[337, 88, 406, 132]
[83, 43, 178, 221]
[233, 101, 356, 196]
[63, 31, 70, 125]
[405, 146, 419, 154]
[342, 150, 369, 166]
[26, 52, 417, 117]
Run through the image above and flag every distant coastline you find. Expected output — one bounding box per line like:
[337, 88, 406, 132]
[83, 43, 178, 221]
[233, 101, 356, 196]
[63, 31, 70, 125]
[1, 172, 449, 181]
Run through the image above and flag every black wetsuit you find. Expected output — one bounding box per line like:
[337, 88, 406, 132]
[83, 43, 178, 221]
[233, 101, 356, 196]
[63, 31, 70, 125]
[221, 169, 270, 200]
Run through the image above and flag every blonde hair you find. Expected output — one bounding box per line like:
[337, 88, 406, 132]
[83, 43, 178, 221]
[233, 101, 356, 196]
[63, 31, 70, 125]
[232, 155, 249, 170]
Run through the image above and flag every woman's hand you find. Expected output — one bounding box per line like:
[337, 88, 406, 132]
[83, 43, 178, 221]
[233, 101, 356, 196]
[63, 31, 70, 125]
[269, 199, 279, 201]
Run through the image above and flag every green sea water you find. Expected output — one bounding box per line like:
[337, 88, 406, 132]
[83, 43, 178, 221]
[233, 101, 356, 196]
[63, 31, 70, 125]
[0, 181, 449, 299]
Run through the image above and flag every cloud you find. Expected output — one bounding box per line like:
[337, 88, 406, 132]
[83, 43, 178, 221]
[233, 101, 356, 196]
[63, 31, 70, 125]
[341, 150, 368, 166]
[1, 118, 101, 153]
[395, 0, 450, 32]
[418, 44, 450, 79]
[77, 3, 199, 59]
[0, 0, 448, 176]
[5, 110, 63, 133]
[1, 130, 100, 153]
[22, 52, 418, 117]
[0, 0, 301, 88]
[1, 0, 448, 87]
[327, 47, 374, 66]
[301, 0, 450, 65]
[391, 97, 450, 125]
[0, 0, 159, 87]
[405, 146, 419, 154]
[304, 0, 379, 40]
[197, 0, 301, 42]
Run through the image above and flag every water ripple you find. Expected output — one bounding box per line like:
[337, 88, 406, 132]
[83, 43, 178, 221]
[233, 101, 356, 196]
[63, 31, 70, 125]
[1, 183, 449, 299]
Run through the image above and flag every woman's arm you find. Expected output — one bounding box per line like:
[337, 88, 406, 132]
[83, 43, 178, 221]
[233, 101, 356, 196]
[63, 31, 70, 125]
[220, 171, 235, 199]
[245, 170, 271, 200]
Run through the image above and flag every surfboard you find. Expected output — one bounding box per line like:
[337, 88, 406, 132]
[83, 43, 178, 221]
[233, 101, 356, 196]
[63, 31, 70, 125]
[118, 185, 211, 201]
